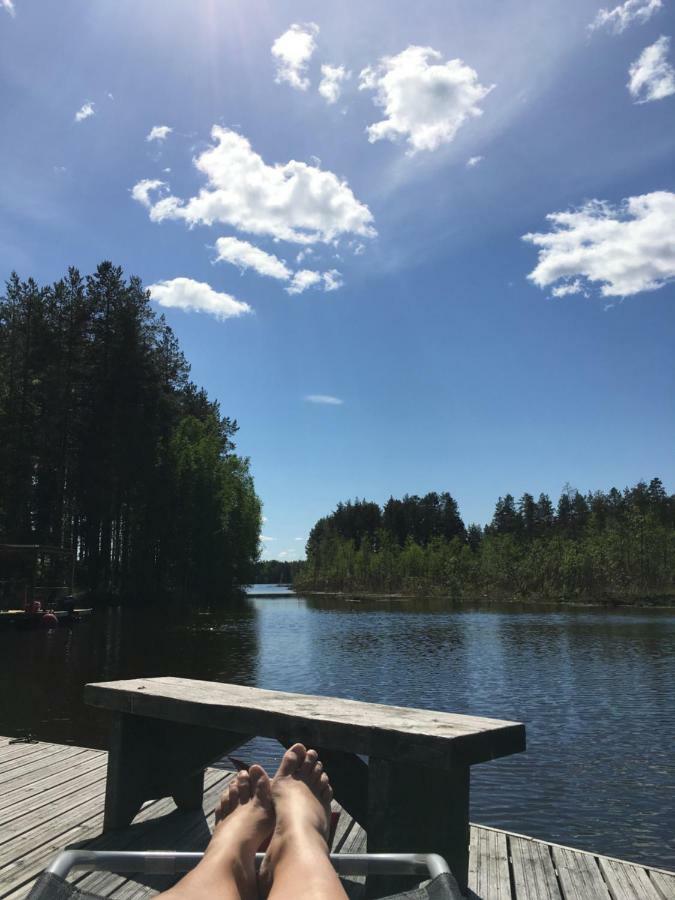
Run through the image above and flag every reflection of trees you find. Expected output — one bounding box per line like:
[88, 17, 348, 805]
[0, 596, 259, 749]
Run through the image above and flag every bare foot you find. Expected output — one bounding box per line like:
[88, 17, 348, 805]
[259, 744, 335, 896]
[211, 765, 275, 851]
[159, 766, 274, 900]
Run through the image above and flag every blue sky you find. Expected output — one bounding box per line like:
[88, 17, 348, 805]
[1, 0, 674, 561]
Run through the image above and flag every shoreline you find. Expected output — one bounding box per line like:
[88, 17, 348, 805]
[293, 588, 675, 609]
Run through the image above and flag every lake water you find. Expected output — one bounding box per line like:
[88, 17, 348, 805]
[1, 587, 673, 870]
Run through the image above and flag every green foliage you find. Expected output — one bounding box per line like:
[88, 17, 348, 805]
[253, 559, 305, 584]
[296, 481, 675, 601]
[0, 263, 261, 601]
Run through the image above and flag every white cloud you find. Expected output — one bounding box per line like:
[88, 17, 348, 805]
[322, 269, 343, 291]
[260, 535, 276, 542]
[319, 64, 350, 104]
[550, 279, 588, 298]
[214, 237, 292, 281]
[590, 0, 662, 34]
[294, 537, 304, 541]
[271, 23, 319, 91]
[146, 125, 172, 142]
[287, 269, 343, 294]
[1, 0, 15, 16]
[296, 248, 313, 263]
[305, 394, 344, 405]
[148, 277, 252, 320]
[214, 237, 343, 294]
[628, 36, 675, 103]
[131, 179, 166, 207]
[287, 270, 322, 294]
[74, 102, 95, 123]
[359, 45, 494, 154]
[523, 191, 675, 298]
[466, 155, 484, 168]
[132, 126, 375, 245]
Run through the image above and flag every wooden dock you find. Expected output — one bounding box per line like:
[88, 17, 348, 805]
[0, 736, 672, 900]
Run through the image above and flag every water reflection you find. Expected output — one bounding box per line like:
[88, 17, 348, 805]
[0, 591, 673, 869]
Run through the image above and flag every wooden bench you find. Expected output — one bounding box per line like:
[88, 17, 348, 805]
[85, 677, 525, 894]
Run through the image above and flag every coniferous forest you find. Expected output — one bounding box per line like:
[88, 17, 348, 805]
[296, 484, 675, 602]
[0, 263, 261, 602]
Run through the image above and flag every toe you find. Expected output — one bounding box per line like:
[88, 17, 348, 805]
[278, 743, 307, 776]
[254, 768, 272, 806]
[310, 760, 324, 788]
[300, 748, 319, 779]
[248, 763, 266, 790]
[228, 778, 240, 810]
[214, 790, 228, 824]
[237, 770, 251, 803]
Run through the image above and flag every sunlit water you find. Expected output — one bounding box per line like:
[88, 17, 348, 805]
[1, 587, 673, 870]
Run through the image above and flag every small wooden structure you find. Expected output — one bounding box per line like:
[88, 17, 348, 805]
[84, 676, 526, 893]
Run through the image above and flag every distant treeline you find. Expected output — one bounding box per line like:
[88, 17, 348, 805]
[0, 263, 261, 601]
[253, 559, 305, 584]
[295, 482, 675, 601]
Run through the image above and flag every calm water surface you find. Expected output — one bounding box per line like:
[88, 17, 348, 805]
[1, 587, 673, 870]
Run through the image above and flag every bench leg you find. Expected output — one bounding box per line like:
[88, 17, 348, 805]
[103, 713, 249, 831]
[366, 757, 470, 896]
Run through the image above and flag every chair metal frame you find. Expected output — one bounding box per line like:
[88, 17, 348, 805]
[47, 849, 451, 880]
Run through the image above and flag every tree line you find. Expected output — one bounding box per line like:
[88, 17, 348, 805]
[252, 559, 305, 585]
[296, 482, 675, 601]
[0, 263, 261, 601]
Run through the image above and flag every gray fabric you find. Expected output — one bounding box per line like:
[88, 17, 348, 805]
[379, 872, 462, 899]
[26, 873, 102, 900]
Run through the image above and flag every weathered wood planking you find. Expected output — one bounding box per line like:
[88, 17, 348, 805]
[84, 677, 526, 767]
[510, 835, 561, 900]
[552, 845, 611, 900]
[598, 857, 664, 900]
[1, 736, 673, 900]
[650, 870, 675, 900]
[469, 826, 511, 900]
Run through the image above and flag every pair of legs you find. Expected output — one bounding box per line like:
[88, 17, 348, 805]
[157, 743, 348, 900]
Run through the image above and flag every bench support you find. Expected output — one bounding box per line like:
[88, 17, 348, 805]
[366, 757, 470, 896]
[103, 713, 249, 831]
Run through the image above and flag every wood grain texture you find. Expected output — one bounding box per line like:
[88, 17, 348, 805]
[598, 858, 663, 900]
[552, 845, 611, 900]
[650, 870, 675, 900]
[510, 834, 562, 900]
[85, 676, 526, 767]
[469, 825, 510, 900]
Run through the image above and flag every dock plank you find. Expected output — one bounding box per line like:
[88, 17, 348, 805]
[0, 746, 87, 787]
[650, 870, 675, 900]
[0, 773, 108, 846]
[0, 754, 105, 814]
[510, 834, 562, 900]
[469, 825, 510, 900]
[598, 858, 663, 900]
[552, 845, 611, 900]
[0, 758, 106, 819]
